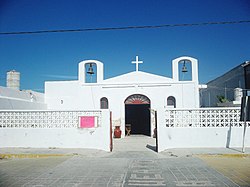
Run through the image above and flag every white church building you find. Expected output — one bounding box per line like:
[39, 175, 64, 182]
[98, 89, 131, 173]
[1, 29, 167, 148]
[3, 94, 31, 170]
[1, 56, 249, 151]
[45, 56, 201, 137]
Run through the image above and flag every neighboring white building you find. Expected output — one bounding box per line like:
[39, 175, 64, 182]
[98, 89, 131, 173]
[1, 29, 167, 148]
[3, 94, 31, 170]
[0, 70, 47, 109]
[0, 86, 47, 109]
[0, 86, 47, 110]
[45, 56, 202, 137]
[200, 61, 250, 107]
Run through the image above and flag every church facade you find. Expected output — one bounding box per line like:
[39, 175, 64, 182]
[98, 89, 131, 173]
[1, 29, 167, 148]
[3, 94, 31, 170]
[45, 56, 201, 137]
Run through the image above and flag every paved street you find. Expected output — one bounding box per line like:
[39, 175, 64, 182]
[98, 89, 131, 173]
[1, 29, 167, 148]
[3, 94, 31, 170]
[0, 136, 249, 187]
[198, 155, 250, 187]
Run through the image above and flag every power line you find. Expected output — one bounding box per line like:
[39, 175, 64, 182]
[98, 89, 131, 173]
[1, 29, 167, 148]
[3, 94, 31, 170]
[0, 20, 250, 35]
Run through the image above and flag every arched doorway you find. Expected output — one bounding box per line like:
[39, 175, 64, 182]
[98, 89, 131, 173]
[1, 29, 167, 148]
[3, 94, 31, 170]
[124, 94, 151, 136]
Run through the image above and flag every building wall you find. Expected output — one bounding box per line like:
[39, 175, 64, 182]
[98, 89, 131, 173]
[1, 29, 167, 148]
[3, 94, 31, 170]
[0, 86, 47, 109]
[201, 65, 245, 107]
[45, 80, 199, 136]
[45, 56, 200, 137]
[244, 63, 250, 90]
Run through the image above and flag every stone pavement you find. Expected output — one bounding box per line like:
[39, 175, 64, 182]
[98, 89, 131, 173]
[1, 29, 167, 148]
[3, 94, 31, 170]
[198, 155, 250, 187]
[0, 135, 249, 187]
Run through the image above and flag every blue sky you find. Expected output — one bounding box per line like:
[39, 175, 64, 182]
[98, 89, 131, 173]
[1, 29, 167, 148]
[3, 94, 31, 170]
[0, 0, 250, 92]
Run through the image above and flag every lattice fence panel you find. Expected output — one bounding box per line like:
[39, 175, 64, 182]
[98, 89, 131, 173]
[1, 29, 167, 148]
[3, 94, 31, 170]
[0, 110, 102, 128]
[165, 108, 249, 127]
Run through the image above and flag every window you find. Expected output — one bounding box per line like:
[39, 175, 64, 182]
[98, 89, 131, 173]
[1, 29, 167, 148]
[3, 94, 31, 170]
[167, 96, 176, 108]
[100, 97, 109, 109]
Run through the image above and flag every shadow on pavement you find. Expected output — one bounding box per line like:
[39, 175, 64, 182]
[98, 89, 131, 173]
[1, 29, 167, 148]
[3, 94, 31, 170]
[146, 144, 157, 152]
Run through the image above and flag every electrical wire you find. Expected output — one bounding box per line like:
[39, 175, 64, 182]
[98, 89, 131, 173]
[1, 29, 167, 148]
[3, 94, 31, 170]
[0, 20, 250, 35]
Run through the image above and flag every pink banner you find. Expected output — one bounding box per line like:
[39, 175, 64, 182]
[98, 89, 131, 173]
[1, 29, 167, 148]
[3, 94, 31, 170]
[79, 116, 95, 128]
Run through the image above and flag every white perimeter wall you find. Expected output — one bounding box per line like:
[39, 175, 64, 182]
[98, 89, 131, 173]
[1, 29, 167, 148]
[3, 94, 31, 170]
[157, 127, 250, 152]
[0, 110, 111, 151]
[157, 108, 250, 152]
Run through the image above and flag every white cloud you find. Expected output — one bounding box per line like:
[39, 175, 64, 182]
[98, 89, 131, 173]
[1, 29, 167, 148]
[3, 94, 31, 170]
[42, 74, 77, 79]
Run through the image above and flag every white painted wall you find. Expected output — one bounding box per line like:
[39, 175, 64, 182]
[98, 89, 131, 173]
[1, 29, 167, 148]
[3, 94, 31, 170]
[45, 57, 200, 137]
[0, 110, 111, 151]
[157, 127, 250, 152]
[157, 109, 250, 152]
[45, 80, 199, 137]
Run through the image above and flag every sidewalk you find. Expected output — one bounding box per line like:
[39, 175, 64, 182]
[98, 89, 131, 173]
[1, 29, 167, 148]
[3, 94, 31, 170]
[0, 136, 250, 186]
[160, 147, 250, 158]
[0, 147, 111, 159]
[0, 135, 250, 158]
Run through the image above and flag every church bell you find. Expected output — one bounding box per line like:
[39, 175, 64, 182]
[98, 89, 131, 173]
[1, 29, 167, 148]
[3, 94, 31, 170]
[87, 63, 95, 75]
[182, 61, 188, 73]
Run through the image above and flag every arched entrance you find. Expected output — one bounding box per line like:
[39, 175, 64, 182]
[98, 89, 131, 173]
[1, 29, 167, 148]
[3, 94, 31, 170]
[125, 94, 151, 136]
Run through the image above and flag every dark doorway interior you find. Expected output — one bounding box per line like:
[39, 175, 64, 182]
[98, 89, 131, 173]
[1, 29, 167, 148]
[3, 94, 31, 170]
[125, 104, 150, 136]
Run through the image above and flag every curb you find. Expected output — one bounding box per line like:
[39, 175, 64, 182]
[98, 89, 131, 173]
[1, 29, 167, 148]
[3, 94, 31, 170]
[0, 153, 71, 159]
[196, 154, 250, 158]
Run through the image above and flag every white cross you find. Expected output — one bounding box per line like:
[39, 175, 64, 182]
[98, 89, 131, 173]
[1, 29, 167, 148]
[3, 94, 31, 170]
[132, 56, 143, 72]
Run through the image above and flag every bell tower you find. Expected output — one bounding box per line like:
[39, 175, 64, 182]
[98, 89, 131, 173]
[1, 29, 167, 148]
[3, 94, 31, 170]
[172, 56, 198, 83]
[78, 60, 104, 83]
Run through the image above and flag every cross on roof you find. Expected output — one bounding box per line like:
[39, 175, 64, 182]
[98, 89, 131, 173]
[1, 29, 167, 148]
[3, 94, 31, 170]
[132, 56, 143, 72]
